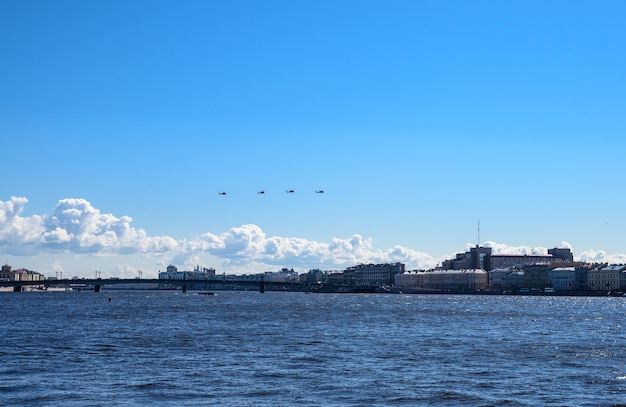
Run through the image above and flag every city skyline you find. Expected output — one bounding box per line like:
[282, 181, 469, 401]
[1, 195, 624, 278]
[1, 1, 625, 277]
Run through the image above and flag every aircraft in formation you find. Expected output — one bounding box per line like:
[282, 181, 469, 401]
[218, 189, 323, 195]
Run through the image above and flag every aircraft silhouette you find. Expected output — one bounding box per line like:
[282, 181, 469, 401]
[218, 189, 325, 195]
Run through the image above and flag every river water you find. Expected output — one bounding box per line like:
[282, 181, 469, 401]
[1, 290, 625, 406]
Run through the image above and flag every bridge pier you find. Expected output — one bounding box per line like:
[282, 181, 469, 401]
[94, 285, 102, 293]
[13, 285, 23, 292]
[182, 284, 187, 293]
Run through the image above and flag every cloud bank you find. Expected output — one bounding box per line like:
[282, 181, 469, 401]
[1, 197, 624, 275]
[0, 197, 436, 271]
[1, 196, 177, 256]
[183, 224, 436, 270]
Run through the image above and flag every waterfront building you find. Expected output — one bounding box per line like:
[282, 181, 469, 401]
[0, 264, 45, 282]
[300, 269, 324, 284]
[505, 270, 525, 290]
[547, 267, 576, 292]
[588, 265, 626, 292]
[442, 246, 574, 271]
[487, 268, 510, 290]
[487, 267, 527, 291]
[427, 269, 488, 291]
[158, 265, 216, 280]
[395, 269, 488, 291]
[442, 246, 491, 270]
[348, 263, 405, 287]
[327, 271, 347, 286]
[487, 264, 595, 292]
[574, 265, 591, 291]
[621, 267, 626, 291]
[522, 264, 551, 290]
[547, 248, 575, 262]
[264, 268, 299, 283]
[491, 251, 571, 270]
[394, 270, 426, 288]
[342, 268, 356, 285]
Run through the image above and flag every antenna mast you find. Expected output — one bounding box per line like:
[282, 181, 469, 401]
[477, 219, 480, 247]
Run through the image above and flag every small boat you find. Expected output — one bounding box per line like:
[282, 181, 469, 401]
[198, 292, 215, 295]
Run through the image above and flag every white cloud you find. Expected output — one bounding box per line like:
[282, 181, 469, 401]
[558, 241, 573, 250]
[44, 198, 178, 254]
[577, 250, 626, 265]
[0, 197, 46, 253]
[181, 224, 437, 271]
[0, 197, 438, 272]
[477, 241, 549, 256]
[0, 196, 177, 256]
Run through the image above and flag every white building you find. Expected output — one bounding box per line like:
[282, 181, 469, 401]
[158, 265, 216, 280]
[264, 268, 299, 283]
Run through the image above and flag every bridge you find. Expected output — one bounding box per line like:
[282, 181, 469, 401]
[0, 277, 316, 293]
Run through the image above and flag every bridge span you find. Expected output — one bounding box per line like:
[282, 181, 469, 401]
[0, 277, 314, 293]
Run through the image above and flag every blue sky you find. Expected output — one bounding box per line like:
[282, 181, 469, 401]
[1, 0, 625, 278]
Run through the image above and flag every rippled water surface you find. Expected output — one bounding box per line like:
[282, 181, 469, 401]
[1, 291, 626, 406]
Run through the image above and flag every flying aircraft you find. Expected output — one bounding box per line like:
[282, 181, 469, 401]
[218, 192, 227, 195]
[315, 190, 324, 194]
[258, 191, 265, 194]
[286, 189, 295, 193]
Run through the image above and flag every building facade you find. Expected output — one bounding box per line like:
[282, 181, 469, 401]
[264, 268, 299, 283]
[158, 265, 216, 280]
[547, 267, 576, 292]
[395, 269, 488, 291]
[442, 246, 574, 271]
[345, 263, 405, 286]
[0, 264, 45, 282]
[588, 265, 626, 292]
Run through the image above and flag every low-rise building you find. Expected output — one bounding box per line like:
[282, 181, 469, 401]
[394, 270, 426, 288]
[265, 268, 299, 283]
[395, 269, 488, 291]
[522, 264, 551, 290]
[574, 266, 591, 291]
[348, 263, 405, 287]
[300, 269, 325, 284]
[327, 271, 347, 286]
[487, 268, 511, 290]
[547, 267, 576, 292]
[588, 265, 625, 292]
[442, 246, 574, 271]
[158, 265, 216, 280]
[0, 264, 45, 282]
